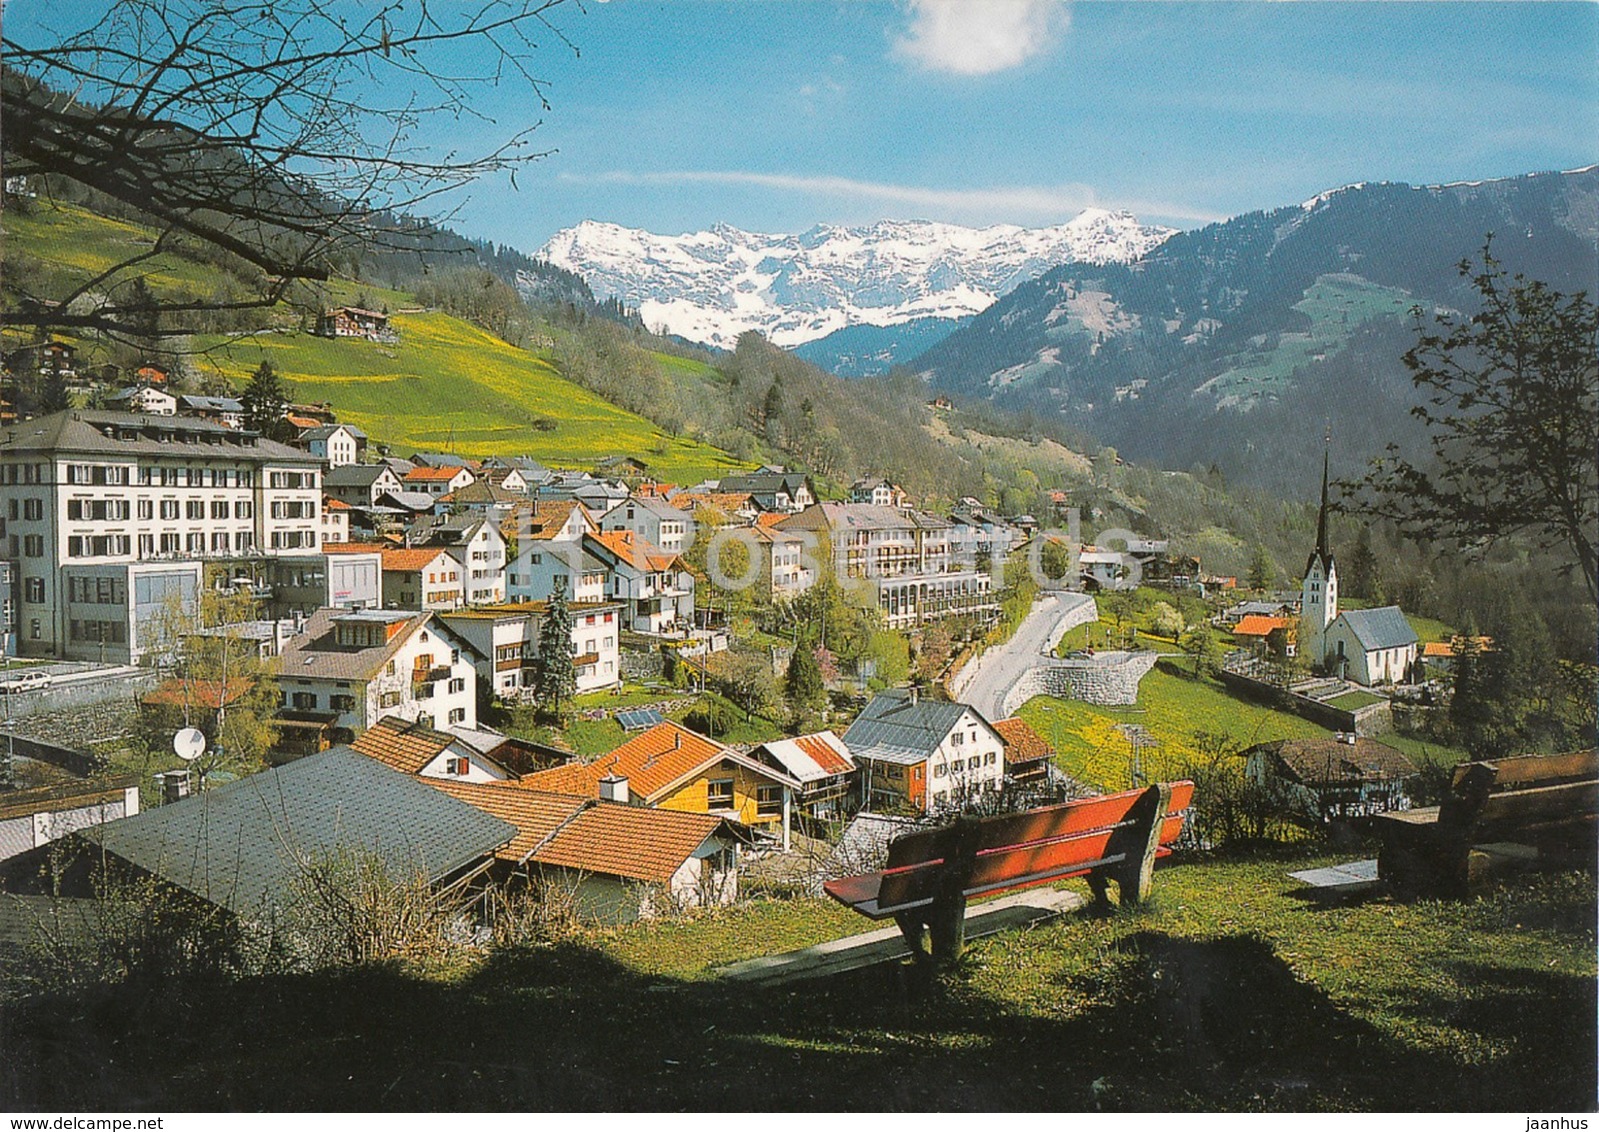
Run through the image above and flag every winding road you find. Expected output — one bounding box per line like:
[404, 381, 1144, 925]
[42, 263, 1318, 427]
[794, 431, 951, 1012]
[957, 591, 1097, 720]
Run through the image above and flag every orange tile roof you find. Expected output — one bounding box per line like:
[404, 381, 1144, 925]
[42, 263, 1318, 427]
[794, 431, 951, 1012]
[592, 529, 677, 572]
[350, 718, 456, 775]
[535, 800, 724, 883]
[1423, 635, 1492, 658]
[403, 465, 468, 482]
[285, 414, 321, 429]
[381, 547, 460, 573]
[428, 780, 726, 882]
[322, 497, 352, 510]
[791, 731, 854, 776]
[993, 717, 1055, 766]
[519, 720, 731, 803]
[427, 780, 586, 861]
[1233, 614, 1294, 637]
[322, 542, 389, 555]
[754, 512, 787, 530]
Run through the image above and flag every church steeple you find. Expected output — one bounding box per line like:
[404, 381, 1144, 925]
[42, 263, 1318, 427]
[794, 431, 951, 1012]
[1301, 436, 1338, 666]
[1307, 445, 1333, 575]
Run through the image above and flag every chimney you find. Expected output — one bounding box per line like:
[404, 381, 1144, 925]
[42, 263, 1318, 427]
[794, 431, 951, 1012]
[598, 774, 629, 805]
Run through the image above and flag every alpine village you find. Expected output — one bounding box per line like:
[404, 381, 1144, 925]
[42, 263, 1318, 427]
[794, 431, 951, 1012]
[0, 2, 1595, 1115]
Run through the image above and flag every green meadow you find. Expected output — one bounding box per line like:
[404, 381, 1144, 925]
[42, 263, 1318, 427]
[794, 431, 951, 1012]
[1017, 667, 1330, 791]
[193, 313, 746, 480]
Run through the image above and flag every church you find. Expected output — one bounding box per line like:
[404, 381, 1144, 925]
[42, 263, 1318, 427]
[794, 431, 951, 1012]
[1299, 453, 1420, 686]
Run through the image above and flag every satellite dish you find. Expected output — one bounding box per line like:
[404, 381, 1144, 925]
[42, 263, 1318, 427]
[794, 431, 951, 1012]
[173, 727, 207, 762]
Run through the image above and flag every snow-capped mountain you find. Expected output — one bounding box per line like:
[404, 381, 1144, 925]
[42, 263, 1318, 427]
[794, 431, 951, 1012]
[537, 210, 1175, 350]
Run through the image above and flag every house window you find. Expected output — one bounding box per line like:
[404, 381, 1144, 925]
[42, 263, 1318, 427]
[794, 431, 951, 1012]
[448, 708, 466, 725]
[291, 692, 317, 710]
[23, 577, 44, 603]
[329, 694, 356, 712]
[951, 732, 963, 747]
[446, 756, 471, 775]
[706, 779, 734, 808]
[379, 691, 401, 708]
[932, 763, 946, 779]
[447, 678, 465, 694]
[756, 785, 783, 818]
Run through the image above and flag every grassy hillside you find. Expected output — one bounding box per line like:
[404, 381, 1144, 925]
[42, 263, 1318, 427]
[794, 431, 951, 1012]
[193, 315, 746, 479]
[5, 198, 746, 481]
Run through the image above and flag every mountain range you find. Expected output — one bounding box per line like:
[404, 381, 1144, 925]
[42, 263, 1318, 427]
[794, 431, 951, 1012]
[537, 210, 1174, 355]
[911, 167, 1599, 494]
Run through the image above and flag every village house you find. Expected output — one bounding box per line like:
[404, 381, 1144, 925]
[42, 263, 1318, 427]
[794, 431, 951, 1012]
[849, 476, 907, 508]
[297, 423, 366, 467]
[436, 480, 522, 522]
[1232, 614, 1298, 658]
[521, 720, 801, 849]
[174, 394, 245, 429]
[427, 779, 746, 922]
[599, 495, 691, 555]
[843, 690, 1007, 814]
[375, 546, 465, 611]
[1323, 607, 1421, 686]
[588, 530, 695, 635]
[991, 716, 1057, 788]
[750, 525, 816, 601]
[351, 716, 519, 782]
[103, 385, 178, 416]
[324, 463, 404, 508]
[315, 306, 397, 343]
[1244, 735, 1419, 823]
[477, 465, 531, 494]
[275, 608, 477, 751]
[320, 497, 351, 544]
[408, 515, 507, 606]
[716, 466, 816, 513]
[439, 598, 623, 697]
[403, 464, 476, 498]
[747, 731, 856, 822]
[0, 778, 141, 865]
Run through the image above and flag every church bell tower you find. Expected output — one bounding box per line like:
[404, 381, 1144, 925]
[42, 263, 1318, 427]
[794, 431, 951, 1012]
[1300, 447, 1338, 665]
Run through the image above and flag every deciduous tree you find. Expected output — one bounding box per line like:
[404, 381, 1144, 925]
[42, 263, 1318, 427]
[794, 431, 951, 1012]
[1342, 244, 1599, 605]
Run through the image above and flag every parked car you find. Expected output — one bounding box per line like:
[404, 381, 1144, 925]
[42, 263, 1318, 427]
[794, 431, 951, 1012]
[0, 669, 51, 692]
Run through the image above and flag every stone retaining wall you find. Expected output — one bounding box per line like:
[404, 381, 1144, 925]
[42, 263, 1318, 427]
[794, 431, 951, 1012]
[1000, 650, 1158, 715]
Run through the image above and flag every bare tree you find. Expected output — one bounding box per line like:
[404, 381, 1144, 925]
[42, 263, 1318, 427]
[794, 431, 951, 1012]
[2, 0, 574, 341]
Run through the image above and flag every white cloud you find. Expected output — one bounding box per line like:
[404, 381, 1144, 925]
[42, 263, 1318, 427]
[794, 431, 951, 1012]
[893, 0, 1068, 76]
[560, 168, 1227, 226]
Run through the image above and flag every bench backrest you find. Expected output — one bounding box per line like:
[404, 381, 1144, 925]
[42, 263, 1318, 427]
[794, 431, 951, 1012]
[873, 782, 1193, 911]
[1440, 749, 1599, 832]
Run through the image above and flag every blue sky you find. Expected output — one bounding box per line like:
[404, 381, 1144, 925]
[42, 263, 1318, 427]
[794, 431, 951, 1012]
[12, 1, 1599, 252]
[455, 1, 1598, 250]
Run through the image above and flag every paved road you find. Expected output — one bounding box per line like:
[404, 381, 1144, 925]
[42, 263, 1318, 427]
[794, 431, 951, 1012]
[958, 590, 1096, 720]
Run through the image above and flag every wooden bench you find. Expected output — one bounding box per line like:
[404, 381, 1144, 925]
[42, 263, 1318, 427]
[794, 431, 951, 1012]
[824, 782, 1194, 965]
[1376, 749, 1598, 898]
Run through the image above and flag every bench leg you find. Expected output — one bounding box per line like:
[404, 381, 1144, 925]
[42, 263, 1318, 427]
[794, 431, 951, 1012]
[1090, 784, 1171, 907]
[927, 893, 968, 965]
[894, 911, 929, 961]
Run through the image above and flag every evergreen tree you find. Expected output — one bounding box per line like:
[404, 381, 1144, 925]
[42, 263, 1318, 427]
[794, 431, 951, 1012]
[1344, 527, 1381, 600]
[784, 645, 825, 716]
[532, 577, 576, 721]
[1247, 545, 1273, 592]
[241, 361, 293, 441]
[38, 366, 71, 414]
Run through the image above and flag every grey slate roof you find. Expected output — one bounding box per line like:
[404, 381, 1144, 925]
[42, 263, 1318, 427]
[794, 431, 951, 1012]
[326, 464, 398, 488]
[177, 394, 245, 413]
[1336, 606, 1419, 652]
[279, 607, 431, 682]
[842, 690, 986, 766]
[0, 409, 315, 462]
[300, 423, 367, 442]
[83, 747, 514, 916]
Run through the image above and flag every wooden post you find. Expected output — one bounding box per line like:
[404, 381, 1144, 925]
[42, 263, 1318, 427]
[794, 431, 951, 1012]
[1091, 783, 1171, 906]
[927, 816, 981, 965]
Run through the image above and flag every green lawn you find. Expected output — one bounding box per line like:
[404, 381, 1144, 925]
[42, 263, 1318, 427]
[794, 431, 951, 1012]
[1018, 667, 1329, 790]
[5, 853, 1591, 1111]
[1324, 690, 1387, 711]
